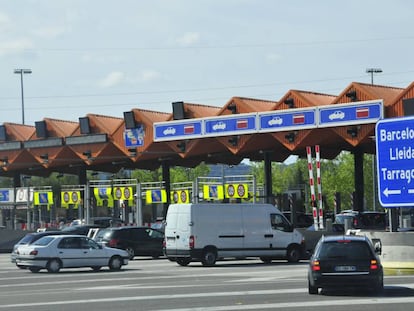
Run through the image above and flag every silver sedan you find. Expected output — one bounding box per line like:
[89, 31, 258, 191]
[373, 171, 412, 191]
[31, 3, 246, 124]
[15, 234, 129, 273]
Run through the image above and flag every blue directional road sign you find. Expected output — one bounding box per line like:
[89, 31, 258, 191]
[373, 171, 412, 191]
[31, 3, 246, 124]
[258, 108, 317, 133]
[319, 99, 383, 128]
[376, 116, 414, 207]
[153, 119, 203, 142]
[124, 127, 145, 147]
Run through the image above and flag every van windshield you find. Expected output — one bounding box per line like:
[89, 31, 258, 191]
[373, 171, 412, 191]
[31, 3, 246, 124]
[270, 213, 291, 232]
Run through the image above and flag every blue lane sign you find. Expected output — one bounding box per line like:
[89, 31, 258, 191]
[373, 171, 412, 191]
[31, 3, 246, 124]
[154, 119, 203, 142]
[204, 113, 257, 137]
[258, 108, 317, 133]
[319, 99, 383, 128]
[376, 116, 414, 207]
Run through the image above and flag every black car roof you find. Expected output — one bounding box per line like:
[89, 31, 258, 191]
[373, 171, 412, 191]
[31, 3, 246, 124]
[320, 235, 370, 243]
[30, 230, 63, 237]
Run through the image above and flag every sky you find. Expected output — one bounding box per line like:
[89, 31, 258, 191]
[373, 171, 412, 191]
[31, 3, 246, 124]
[1, 0, 414, 126]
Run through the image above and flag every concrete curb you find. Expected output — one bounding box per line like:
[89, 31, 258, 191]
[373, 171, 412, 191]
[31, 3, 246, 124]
[383, 262, 414, 275]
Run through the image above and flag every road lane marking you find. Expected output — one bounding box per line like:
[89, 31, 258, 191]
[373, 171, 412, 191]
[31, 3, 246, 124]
[2, 288, 414, 309]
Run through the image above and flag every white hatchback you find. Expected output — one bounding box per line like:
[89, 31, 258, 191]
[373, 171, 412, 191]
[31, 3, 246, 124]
[15, 235, 129, 273]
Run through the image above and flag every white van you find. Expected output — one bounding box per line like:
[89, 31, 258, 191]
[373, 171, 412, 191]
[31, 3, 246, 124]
[164, 203, 305, 266]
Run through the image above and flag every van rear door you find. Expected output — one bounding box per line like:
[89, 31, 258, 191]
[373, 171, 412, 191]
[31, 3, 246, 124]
[165, 204, 191, 256]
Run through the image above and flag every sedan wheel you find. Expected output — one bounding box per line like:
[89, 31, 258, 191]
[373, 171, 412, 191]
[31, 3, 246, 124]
[260, 257, 272, 264]
[29, 267, 41, 273]
[47, 259, 62, 273]
[109, 256, 123, 271]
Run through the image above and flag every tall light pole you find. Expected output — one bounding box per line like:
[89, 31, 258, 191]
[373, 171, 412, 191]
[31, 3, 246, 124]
[366, 68, 382, 211]
[366, 68, 382, 85]
[14, 68, 32, 125]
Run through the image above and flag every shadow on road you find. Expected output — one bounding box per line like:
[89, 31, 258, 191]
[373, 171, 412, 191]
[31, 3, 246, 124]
[321, 285, 414, 297]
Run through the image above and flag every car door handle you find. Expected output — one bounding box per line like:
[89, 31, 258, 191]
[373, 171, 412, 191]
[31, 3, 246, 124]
[264, 234, 274, 238]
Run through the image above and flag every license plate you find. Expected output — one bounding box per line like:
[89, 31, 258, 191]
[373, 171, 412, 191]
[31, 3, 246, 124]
[335, 265, 356, 272]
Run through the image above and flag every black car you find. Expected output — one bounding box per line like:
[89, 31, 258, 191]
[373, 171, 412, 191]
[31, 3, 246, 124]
[94, 226, 164, 260]
[61, 224, 105, 235]
[308, 234, 383, 295]
[11, 230, 65, 264]
[282, 211, 314, 228]
[333, 211, 387, 232]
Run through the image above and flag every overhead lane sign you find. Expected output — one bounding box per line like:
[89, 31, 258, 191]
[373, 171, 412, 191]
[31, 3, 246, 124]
[319, 99, 383, 128]
[376, 116, 414, 207]
[258, 108, 317, 133]
[153, 119, 203, 142]
[204, 113, 257, 137]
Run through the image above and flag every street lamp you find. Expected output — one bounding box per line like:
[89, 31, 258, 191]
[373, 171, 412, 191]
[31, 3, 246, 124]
[14, 68, 32, 125]
[366, 68, 382, 211]
[366, 68, 382, 85]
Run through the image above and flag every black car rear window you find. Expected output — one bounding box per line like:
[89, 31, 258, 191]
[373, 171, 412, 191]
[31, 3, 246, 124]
[318, 240, 373, 260]
[18, 233, 36, 244]
[33, 236, 55, 246]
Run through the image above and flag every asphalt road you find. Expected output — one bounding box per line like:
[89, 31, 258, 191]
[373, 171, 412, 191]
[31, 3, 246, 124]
[1, 254, 414, 311]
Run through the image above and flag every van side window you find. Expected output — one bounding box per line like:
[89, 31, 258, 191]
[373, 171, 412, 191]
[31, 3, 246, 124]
[270, 214, 290, 231]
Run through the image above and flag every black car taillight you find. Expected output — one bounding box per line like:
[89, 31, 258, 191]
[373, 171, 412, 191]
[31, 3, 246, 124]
[370, 259, 379, 270]
[310, 260, 321, 271]
[108, 238, 119, 247]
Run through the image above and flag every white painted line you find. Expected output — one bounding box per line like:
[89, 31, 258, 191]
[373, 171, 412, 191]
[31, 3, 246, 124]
[1, 287, 414, 309]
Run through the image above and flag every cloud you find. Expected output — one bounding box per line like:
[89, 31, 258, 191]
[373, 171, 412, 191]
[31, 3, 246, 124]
[139, 70, 161, 82]
[266, 52, 282, 63]
[0, 38, 34, 56]
[0, 11, 11, 33]
[31, 26, 66, 39]
[81, 53, 122, 64]
[176, 32, 200, 46]
[98, 71, 125, 88]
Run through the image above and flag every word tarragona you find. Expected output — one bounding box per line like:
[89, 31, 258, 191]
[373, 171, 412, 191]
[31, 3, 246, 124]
[381, 167, 414, 184]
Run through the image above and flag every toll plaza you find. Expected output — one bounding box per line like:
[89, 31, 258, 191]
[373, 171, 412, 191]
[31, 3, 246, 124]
[1, 80, 414, 274]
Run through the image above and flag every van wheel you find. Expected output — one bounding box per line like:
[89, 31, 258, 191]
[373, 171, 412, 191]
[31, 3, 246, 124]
[201, 249, 217, 267]
[176, 258, 191, 266]
[29, 267, 41, 273]
[287, 245, 301, 263]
